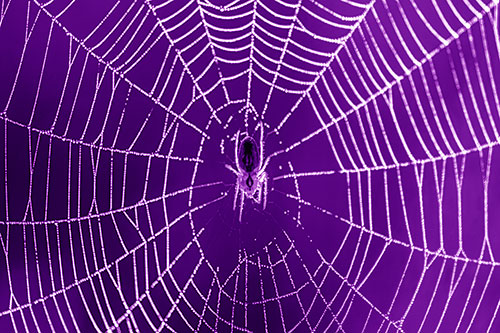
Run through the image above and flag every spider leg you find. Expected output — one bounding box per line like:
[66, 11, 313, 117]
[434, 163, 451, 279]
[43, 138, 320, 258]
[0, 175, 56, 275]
[233, 181, 240, 210]
[239, 189, 245, 222]
[255, 183, 262, 204]
[263, 174, 268, 209]
[257, 156, 271, 177]
[225, 164, 239, 175]
[258, 122, 264, 170]
[234, 130, 241, 172]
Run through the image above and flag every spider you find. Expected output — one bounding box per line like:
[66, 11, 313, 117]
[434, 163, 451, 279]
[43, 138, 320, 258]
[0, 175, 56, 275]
[225, 124, 270, 221]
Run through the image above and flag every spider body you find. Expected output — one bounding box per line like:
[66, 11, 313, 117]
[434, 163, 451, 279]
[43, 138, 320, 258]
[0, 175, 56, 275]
[226, 125, 270, 221]
[239, 137, 259, 187]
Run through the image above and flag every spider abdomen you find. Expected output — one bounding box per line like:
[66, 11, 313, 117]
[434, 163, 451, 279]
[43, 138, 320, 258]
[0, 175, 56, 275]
[239, 137, 259, 173]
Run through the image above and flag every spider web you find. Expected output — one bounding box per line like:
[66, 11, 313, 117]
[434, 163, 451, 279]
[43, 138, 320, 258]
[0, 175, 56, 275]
[1, 0, 500, 331]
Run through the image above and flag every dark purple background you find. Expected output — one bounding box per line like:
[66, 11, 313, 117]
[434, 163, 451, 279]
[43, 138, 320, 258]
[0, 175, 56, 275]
[1, 0, 500, 332]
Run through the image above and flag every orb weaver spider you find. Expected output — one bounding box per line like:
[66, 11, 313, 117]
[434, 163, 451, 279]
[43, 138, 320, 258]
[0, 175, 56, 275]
[225, 124, 270, 221]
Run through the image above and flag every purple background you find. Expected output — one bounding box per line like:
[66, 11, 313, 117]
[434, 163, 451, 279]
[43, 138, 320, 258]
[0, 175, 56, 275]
[1, 0, 500, 332]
